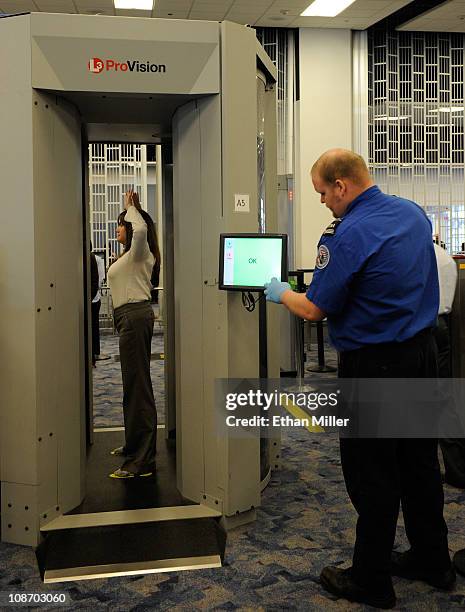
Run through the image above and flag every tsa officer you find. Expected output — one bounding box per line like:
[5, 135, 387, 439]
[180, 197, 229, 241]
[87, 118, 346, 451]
[265, 149, 454, 609]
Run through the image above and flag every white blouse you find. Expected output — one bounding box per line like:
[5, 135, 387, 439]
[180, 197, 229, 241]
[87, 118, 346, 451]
[107, 206, 155, 309]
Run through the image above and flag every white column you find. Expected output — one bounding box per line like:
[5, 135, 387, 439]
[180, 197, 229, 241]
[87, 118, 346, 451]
[294, 28, 353, 269]
[353, 30, 369, 160]
[286, 29, 295, 176]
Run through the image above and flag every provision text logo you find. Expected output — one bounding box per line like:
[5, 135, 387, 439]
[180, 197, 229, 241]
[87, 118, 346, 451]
[88, 57, 166, 74]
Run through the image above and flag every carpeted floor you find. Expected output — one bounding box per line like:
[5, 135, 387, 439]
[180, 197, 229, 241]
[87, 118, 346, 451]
[1, 426, 465, 610]
[2, 327, 465, 610]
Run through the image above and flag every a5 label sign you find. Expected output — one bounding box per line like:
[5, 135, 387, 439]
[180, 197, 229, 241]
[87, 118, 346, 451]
[234, 194, 250, 213]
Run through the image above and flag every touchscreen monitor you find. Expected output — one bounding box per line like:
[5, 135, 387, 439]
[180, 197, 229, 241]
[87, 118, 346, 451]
[219, 233, 288, 291]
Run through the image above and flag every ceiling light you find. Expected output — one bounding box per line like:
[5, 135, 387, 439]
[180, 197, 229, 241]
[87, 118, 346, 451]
[114, 0, 153, 9]
[301, 0, 356, 17]
[429, 107, 464, 113]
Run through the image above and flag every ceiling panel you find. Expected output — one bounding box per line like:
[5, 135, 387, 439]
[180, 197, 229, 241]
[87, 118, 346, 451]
[115, 8, 151, 16]
[189, 11, 228, 20]
[256, 15, 296, 26]
[0, 0, 416, 28]
[229, 0, 272, 6]
[289, 15, 365, 27]
[289, 0, 412, 28]
[154, 0, 190, 16]
[270, 0, 309, 5]
[398, 0, 465, 32]
[226, 9, 268, 17]
[153, 10, 190, 18]
[190, 3, 229, 10]
[340, 8, 391, 17]
[74, 9, 114, 15]
[156, 0, 192, 6]
[74, 0, 115, 11]
[0, 0, 38, 12]
[270, 0, 310, 7]
[83, 8, 114, 13]
[34, 0, 77, 11]
[225, 13, 262, 23]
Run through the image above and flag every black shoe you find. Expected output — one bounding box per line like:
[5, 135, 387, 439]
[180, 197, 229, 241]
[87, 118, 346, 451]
[391, 550, 456, 590]
[320, 566, 396, 609]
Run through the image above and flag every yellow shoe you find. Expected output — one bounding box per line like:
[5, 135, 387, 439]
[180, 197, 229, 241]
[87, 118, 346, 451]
[109, 468, 153, 479]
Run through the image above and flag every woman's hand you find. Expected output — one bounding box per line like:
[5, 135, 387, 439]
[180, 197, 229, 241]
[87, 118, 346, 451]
[124, 190, 134, 210]
[124, 190, 142, 211]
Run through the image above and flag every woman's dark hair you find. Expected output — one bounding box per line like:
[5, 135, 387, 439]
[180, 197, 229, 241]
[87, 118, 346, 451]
[117, 208, 161, 266]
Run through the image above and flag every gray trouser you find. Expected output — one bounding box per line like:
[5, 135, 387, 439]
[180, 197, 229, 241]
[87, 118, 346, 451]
[114, 301, 157, 473]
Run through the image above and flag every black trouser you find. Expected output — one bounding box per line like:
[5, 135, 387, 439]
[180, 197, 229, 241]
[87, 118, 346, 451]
[338, 329, 451, 593]
[435, 314, 465, 486]
[91, 300, 101, 364]
[114, 301, 157, 474]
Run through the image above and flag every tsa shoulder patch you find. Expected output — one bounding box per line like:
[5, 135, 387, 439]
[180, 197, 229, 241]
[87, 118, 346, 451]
[322, 218, 342, 236]
[316, 244, 330, 269]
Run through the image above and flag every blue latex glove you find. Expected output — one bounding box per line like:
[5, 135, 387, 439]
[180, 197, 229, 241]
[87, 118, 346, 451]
[264, 277, 291, 303]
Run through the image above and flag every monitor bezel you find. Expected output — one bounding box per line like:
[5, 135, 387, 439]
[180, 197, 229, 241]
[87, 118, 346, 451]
[218, 233, 288, 292]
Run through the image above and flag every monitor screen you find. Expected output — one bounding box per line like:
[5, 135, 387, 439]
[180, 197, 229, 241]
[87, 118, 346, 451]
[219, 233, 288, 291]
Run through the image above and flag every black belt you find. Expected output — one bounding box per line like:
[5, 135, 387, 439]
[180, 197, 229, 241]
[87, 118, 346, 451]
[340, 326, 433, 358]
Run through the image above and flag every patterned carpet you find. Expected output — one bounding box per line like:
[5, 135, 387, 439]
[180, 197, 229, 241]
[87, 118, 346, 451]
[1, 327, 465, 610]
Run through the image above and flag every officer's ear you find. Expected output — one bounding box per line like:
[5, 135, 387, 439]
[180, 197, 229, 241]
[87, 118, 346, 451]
[334, 178, 346, 194]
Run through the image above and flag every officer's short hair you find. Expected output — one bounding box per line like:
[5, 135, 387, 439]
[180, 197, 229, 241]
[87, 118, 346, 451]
[312, 149, 370, 186]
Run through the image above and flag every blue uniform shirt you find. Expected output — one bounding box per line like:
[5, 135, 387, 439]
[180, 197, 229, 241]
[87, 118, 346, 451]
[306, 185, 439, 352]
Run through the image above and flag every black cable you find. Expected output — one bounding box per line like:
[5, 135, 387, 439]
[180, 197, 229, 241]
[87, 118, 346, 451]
[241, 291, 255, 312]
[241, 291, 265, 312]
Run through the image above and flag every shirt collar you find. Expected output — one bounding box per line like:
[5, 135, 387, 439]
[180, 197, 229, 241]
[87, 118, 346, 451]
[343, 185, 381, 218]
